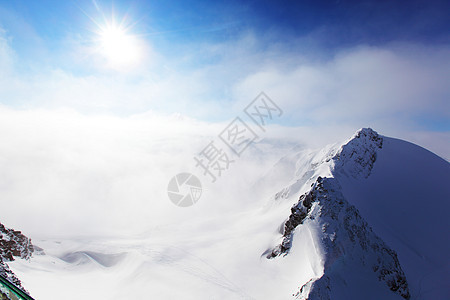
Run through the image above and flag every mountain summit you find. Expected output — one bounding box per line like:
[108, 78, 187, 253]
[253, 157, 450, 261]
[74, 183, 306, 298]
[264, 128, 449, 299]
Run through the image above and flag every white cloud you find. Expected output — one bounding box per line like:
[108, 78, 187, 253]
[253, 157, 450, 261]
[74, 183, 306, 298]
[0, 29, 449, 238]
[2, 27, 449, 131]
[0, 106, 304, 237]
[1, 105, 447, 240]
[233, 44, 450, 123]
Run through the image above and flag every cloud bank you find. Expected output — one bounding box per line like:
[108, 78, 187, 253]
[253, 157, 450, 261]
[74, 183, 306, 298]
[0, 25, 449, 237]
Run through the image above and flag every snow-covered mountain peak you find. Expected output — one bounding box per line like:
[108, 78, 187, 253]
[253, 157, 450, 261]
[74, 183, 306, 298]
[332, 127, 383, 179]
[265, 128, 419, 299]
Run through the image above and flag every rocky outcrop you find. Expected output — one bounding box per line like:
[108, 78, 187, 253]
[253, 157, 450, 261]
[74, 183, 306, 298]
[269, 177, 410, 299]
[333, 128, 383, 178]
[0, 222, 34, 294]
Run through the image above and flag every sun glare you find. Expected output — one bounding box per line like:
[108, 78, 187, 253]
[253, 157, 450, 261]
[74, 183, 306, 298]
[95, 18, 142, 68]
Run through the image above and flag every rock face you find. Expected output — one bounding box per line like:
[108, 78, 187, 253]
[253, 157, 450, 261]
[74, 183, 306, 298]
[269, 177, 410, 299]
[333, 128, 383, 179]
[267, 128, 410, 299]
[0, 222, 34, 293]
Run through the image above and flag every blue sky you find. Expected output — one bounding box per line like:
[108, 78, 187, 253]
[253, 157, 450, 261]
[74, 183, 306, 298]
[0, 0, 449, 145]
[2, 0, 450, 63]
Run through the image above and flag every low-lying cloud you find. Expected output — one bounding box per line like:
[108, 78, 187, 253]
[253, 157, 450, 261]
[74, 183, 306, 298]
[0, 28, 449, 237]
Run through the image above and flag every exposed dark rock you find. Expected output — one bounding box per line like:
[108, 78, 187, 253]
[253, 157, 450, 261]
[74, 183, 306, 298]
[0, 222, 34, 294]
[267, 177, 410, 299]
[333, 128, 383, 178]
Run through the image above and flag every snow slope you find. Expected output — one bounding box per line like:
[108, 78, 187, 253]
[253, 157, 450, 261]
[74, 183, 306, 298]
[336, 136, 450, 299]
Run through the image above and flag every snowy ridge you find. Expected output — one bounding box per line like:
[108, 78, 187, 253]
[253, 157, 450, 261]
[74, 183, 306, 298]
[267, 128, 411, 299]
[270, 177, 409, 299]
[333, 128, 383, 178]
[267, 128, 382, 204]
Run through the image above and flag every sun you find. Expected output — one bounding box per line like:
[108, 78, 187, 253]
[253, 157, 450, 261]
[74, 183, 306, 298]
[95, 18, 142, 68]
[85, 4, 145, 69]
